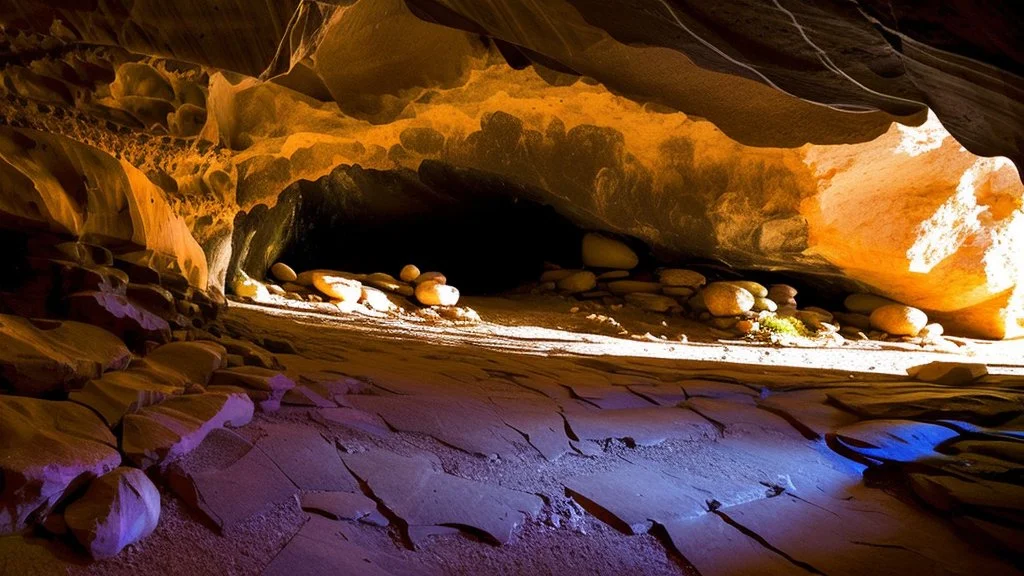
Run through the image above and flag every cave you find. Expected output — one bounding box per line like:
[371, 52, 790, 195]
[0, 1, 1022, 574]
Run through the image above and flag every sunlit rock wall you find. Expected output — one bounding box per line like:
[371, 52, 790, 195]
[0, 0, 1021, 337]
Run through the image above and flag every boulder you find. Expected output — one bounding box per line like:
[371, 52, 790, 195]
[658, 269, 705, 288]
[582, 233, 638, 270]
[65, 467, 160, 559]
[415, 281, 460, 306]
[0, 315, 130, 396]
[870, 304, 928, 336]
[845, 293, 898, 315]
[359, 286, 396, 312]
[725, 280, 768, 298]
[311, 272, 363, 302]
[752, 297, 777, 312]
[399, 264, 420, 283]
[0, 398, 120, 534]
[767, 284, 798, 303]
[413, 271, 447, 285]
[270, 262, 297, 282]
[703, 283, 755, 317]
[662, 286, 695, 298]
[557, 271, 597, 294]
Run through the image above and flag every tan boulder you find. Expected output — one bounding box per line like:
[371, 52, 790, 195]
[725, 280, 768, 298]
[270, 262, 297, 282]
[414, 271, 447, 285]
[557, 271, 597, 294]
[312, 272, 362, 302]
[752, 297, 777, 312]
[415, 281, 459, 306]
[360, 286, 396, 312]
[703, 282, 755, 317]
[767, 284, 798, 302]
[399, 264, 420, 283]
[870, 304, 928, 336]
[582, 233, 638, 269]
[658, 269, 706, 288]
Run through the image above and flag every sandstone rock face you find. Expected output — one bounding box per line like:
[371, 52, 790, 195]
[0, 398, 121, 534]
[65, 467, 160, 559]
[0, 315, 130, 396]
[0, 1, 1020, 337]
[0, 128, 207, 289]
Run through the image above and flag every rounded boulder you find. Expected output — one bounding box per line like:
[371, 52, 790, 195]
[703, 282, 755, 317]
[582, 233, 638, 270]
[415, 281, 460, 306]
[870, 304, 928, 336]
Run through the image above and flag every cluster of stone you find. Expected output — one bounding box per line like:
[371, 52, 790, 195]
[230, 261, 474, 322]
[540, 232, 946, 345]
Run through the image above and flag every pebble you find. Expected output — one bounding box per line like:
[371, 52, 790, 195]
[581, 233, 638, 269]
[658, 269, 706, 288]
[557, 271, 597, 294]
[597, 270, 630, 280]
[400, 264, 421, 283]
[414, 271, 447, 285]
[870, 304, 928, 336]
[415, 281, 460, 306]
[270, 262, 297, 282]
[752, 297, 777, 312]
[311, 272, 363, 302]
[703, 282, 755, 317]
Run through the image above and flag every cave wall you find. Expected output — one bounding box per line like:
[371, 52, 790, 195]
[0, 0, 1021, 337]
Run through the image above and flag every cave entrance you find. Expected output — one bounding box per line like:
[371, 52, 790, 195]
[263, 164, 589, 295]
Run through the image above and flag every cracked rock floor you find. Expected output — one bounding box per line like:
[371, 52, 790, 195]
[19, 299, 1024, 575]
